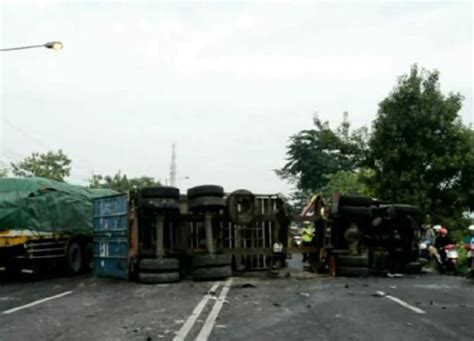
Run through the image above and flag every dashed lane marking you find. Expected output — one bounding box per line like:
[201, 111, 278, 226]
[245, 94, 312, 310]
[376, 291, 426, 314]
[2, 291, 73, 315]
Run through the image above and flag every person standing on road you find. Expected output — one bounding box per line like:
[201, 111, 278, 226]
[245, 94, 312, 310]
[464, 225, 474, 272]
[302, 222, 314, 263]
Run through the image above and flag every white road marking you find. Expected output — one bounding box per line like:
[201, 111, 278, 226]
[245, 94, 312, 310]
[376, 291, 426, 314]
[2, 291, 73, 315]
[196, 278, 233, 341]
[173, 283, 220, 341]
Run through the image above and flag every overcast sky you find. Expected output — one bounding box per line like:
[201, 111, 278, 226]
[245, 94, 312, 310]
[0, 1, 472, 195]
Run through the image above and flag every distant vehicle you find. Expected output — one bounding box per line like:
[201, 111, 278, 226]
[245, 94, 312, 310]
[0, 178, 116, 277]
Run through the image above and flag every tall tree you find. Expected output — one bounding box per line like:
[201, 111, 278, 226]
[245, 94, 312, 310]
[320, 169, 373, 201]
[89, 171, 158, 192]
[11, 150, 71, 182]
[367, 65, 473, 229]
[277, 112, 368, 196]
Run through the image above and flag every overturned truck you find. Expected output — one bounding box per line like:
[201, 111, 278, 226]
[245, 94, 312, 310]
[93, 186, 423, 282]
[93, 185, 289, 283]
[300, 193, 423, 276]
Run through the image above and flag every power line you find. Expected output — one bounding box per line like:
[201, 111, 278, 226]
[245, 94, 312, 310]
[1, 118, 95, 174]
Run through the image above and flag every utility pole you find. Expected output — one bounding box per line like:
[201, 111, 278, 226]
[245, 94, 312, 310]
[169, 142, 177, 187]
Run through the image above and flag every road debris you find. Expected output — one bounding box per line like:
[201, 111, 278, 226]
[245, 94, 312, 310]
[299, 292, 310, 297]
[241, 283, 256, 288]
[372, 292, 385, 297]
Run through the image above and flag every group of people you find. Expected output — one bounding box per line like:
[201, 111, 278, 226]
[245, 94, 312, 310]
[422, 224, 453, 267]
[422, 223, 474, 272]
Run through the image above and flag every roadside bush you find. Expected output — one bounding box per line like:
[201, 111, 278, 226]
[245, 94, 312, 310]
[457, 245, 469, 276]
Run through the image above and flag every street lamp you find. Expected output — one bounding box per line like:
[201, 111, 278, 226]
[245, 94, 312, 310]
[0, 41, 63, 52]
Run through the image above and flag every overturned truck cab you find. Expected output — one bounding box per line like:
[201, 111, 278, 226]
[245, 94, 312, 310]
[296, 193, 423, 276]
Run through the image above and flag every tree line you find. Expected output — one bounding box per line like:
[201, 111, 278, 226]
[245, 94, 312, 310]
[2, 65, 472, 233]
[0, 150, 159, 192]
[277, 65, 473, 234]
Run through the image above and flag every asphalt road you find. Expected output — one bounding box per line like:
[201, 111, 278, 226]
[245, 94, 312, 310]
[0, 269, 473, 341]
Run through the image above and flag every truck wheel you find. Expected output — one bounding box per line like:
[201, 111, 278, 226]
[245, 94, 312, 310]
[227, 190, 255, 225]
[338, 206, 373, 218]
[336, 266, 369, 277]
[387, 204, 421, 218]
[139, 198, 180, 211]
[335, 255, 369, 267]
[5, 264, 21, 278]
[139, 272, 180, 284]
[339, 196, 374, 207]
[187, 185, 224, 199]
[141, 186, 180, 199]
[66, 241, 83, 275]
[404, 261, 422, 274]
[192, 254, 232, 268]
[83, 242, 93, 272]
[188, 196, 225, 210]
[139, 258, 179, 272]
[192, 266, 232, 281]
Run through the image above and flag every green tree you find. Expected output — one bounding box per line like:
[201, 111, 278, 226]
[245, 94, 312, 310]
[320, 169, 373, 202]
[367, 65, 474, 231]
[0, 168, 8, 178]
[11, 150, 71, 182]
[89, 171, 158, 192]
[277, 112, 368, 196]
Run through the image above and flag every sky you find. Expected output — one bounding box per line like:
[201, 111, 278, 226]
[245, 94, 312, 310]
[0, 0, 472, 195]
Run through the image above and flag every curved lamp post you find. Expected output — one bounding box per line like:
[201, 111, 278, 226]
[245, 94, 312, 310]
[0, 41, 63, 52]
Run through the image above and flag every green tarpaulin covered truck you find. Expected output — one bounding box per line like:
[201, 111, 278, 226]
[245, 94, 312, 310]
[0, 177, 116, 276]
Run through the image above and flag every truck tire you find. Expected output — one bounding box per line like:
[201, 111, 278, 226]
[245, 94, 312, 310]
[336, 266, 369, 277]
[83, 242, 93, 272]
[192, 265, 232, 281]
[139, 258, 179, 272]
[66, 241, 83, 275]
[335, 255, 369, 267]
[187, 185, 224, 200]
[192, 254, 232, 268]
[188, 196, 225, 210]
[139, 272, 180, 284]
[141, 186, 180, 199]
[5, 263, 21, 278]
[387, 204, 421, 218]
[404, 261, 422, 274]
[227, 190, 255, 225]
[338, 206, 373, 218]
[339, 196, 374, 207]
[139, 198, 180, 211]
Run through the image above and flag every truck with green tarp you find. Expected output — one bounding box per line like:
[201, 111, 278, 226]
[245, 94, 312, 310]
[0, 177, 116, 276]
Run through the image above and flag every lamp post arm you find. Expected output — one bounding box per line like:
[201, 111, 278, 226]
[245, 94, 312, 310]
[0, 44, 46, 52]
